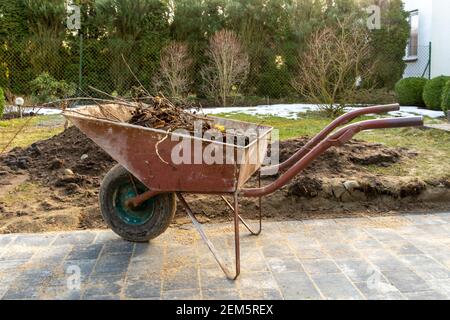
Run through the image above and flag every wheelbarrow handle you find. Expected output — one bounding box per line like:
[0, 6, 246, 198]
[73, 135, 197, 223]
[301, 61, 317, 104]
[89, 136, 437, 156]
[241, 116, 423, 198]
[260, 103, 400, 175]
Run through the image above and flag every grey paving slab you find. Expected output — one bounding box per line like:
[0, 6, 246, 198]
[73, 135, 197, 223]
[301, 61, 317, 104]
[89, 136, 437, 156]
[162, 289, 201, 300]
[381, 268, 431, 293]
[203, 289, 241, 300]
[301, 259, 341, 275]
[274, 271, 322, 300]
[0, 211, 449, 300]
[123, 278, 161, 299]
[354, 281, 404, 300]
[311, 273, 364, 300]
[266, 256, 304, 274]
[66, 244, 103, 261]
[52, 232, 97, 246]
[335, 259, 376, 283]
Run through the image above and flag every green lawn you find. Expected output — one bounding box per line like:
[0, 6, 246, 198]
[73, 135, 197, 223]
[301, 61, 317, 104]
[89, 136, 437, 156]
[216, 112, 450, 181]
[0, 115, 64, 152]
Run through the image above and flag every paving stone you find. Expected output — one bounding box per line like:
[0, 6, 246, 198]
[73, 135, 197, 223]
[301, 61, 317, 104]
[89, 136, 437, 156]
[354, 281, 404, 300]
[203, 289, 240, 300]
[0, 248, 36, 262]
[123, 278, 161, 299]
[162, 267, 199, 291]
[66, 244, 103, 261]
[334, 259, 376, 283]
[425, 279, 450, 296]
[11, 234, 56, 247]
[365, 228, 404, 242]
[1, 215, 449, 300]
[366, 252, 410, 271]
[381, 269, 431, 293]
[93, 232, 122, 244]
[31, 245, 72, 265]
[0, 259, 28, 272]
[82, 294, 121, 300]
[132, 243, 165, 262]
[320, 243, 361, 259]
[126, 260, 163, 280]
[53, 232, 97, 246]
[39, 286, 82, 300]
[92, 253, 131, 275]
[82, 275, 124, 298]
[0, 235, 16, 247]
[404, 290, 447, 300]
[292, 245, 327, 260]
[311, 273, 363, 300]
[266, 256, 304, 274]
[261, 242, 294, 258]
[102, 241, 135, 255]
[240, 250, 269, 273]
[274, 272, 321, 300]
[200, 266, 239, 290]
[162, 289, 201, 300]
[2, 286, 41, 300]
[399, 255, 450, 280]
[301, 259, 340, 275]
[49, 259, 97, 287]
[238, 271, 279, 295]
[0, 286, 8, 299]
[382, 241, 423, 256]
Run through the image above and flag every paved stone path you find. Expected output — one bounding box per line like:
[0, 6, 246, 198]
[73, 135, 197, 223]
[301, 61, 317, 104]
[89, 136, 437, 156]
[0, 212, 449, 300]
[425, 123, 450, 132]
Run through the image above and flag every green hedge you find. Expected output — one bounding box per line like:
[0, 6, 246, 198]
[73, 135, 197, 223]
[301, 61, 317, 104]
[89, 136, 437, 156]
[0, 87, 5, 119]
[394, 77, 428, 106]
[441, 80, 450, 115]
[423, 75, 450, 110]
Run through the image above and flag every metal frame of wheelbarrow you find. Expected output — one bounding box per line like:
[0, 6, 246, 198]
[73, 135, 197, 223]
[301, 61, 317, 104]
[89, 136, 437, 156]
[64, 103, 423, 280]
[124, 104, 423, 280]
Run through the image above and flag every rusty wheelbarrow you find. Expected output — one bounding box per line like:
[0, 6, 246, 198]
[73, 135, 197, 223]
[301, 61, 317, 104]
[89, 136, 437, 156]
[63, 103, 423, 279]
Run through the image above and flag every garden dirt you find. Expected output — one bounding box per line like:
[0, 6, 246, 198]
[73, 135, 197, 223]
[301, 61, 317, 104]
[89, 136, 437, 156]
[0, 126, 449, 234]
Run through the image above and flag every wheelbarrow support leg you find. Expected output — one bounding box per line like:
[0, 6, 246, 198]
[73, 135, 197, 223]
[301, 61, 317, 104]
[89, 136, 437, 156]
[176, 192, 242, 280]
[220, 172, 262, 235]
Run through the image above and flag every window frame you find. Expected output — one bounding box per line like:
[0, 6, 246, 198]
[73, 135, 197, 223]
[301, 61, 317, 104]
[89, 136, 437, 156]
[405, 10, 419, 61]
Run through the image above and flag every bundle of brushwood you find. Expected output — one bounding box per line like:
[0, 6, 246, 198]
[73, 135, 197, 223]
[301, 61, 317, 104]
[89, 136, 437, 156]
[128, 96, 213, 134]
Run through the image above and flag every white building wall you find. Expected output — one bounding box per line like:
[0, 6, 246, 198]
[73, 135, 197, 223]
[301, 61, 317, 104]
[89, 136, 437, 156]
[403, 0, 433, 45]
[430, 0, 450, 77]
[402, 0, 433, 78]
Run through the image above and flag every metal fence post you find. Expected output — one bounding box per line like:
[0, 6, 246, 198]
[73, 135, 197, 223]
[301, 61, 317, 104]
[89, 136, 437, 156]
[428, 41, 432, 79]
[78, 33, 84, 93]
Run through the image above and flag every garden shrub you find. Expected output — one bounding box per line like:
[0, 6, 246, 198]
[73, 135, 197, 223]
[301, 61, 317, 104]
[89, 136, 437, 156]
[441, 80, 450, 115]
[0, 87, 5, 118]
[394, 77, 428, 106]
[30, 72, 76, 104]
[423, 75, 450, 110]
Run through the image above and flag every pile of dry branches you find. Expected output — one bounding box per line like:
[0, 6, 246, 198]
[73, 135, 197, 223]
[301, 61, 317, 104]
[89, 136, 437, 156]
[128, 95, 213, 134]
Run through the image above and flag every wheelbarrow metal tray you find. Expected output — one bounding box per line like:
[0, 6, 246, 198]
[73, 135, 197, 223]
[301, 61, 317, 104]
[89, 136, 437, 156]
[63, 105, 273, 193]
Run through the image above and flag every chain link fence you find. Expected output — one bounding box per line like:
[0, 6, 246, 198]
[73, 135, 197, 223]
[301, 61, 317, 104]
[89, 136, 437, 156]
[0, 38, 299, 107]
[403, 44, 432, 79]
[0, 37, 411, 108]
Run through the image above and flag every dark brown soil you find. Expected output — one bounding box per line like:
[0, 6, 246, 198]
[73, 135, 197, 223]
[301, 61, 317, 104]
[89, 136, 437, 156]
[0, 126, 449, 234]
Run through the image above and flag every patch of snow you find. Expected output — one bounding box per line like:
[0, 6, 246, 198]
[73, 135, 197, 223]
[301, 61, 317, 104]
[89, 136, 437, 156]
[5, 105, 62, 115]
[201, 104, 445, 119]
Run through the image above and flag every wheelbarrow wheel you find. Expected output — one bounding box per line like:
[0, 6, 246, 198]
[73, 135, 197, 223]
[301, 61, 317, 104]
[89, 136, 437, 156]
[99, 164, 176, 242]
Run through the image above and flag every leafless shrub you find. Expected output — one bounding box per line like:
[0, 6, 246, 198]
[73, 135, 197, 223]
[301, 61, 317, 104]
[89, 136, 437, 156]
[291, 18, 376, 117]
[201, 30, 250, 106]
[154, 41, 192, 98]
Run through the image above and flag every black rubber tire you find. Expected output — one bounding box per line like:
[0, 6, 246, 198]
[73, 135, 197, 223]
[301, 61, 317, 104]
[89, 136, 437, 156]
[99, 164, 176, 242]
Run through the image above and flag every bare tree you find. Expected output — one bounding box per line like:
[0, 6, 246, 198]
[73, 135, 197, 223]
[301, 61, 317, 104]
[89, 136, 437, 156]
[201, 30, 250, 106]
[154, 41, 192, 98]
[291, 18, 376, 117]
